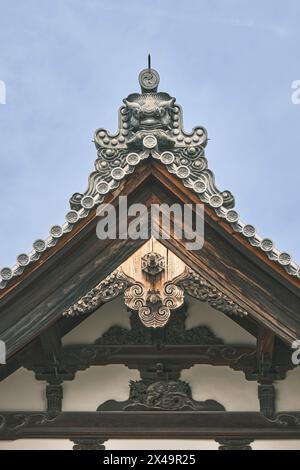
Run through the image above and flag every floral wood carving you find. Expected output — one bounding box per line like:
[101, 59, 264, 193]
[94, 310, 224, 346]
[125, 380, 225, 411]
[173, 267, 249, 318]
[97, 379, 225, 412]
[63, 269, 135, 317]
[0, 413, 57, 433]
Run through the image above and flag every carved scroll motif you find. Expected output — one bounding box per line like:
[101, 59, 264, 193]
[124, 283, 184, 328]
[172, 267, 249, 318]
[63, 269, 135, 317]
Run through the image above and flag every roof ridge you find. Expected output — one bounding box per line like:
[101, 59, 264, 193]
[1, 67, 299, 288]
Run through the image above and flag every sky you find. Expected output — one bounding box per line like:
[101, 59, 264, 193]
[0, 0, 299, 268]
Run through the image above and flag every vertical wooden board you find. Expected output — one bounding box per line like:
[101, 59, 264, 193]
[121, 240, 151, 281]
[167, 249, 186, 280]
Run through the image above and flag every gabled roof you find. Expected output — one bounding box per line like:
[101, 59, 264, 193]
[0, 165, 299, 365]
[1, 65, 299, 293]
[0, 62, 299, 364]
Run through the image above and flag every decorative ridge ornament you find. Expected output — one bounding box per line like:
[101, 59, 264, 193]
[1, 64, 299, 289]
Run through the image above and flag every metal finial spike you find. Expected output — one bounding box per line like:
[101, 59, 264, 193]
[139, 55, 160, 93]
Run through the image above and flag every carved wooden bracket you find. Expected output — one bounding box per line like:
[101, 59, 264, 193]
[216, 439, 253, 450]
[46, 384, 63, 415]
[71, 439, 106, 450]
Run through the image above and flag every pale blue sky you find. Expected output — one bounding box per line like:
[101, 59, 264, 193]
[0, 0, 299, 267]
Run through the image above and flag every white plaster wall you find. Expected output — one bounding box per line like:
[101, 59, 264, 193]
[0, 296, 299, 450]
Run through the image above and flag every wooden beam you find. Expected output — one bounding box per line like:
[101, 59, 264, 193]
[61, 344, 256, 368]
[257, 328, 275, 359]
[1, 411, 300, 440]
